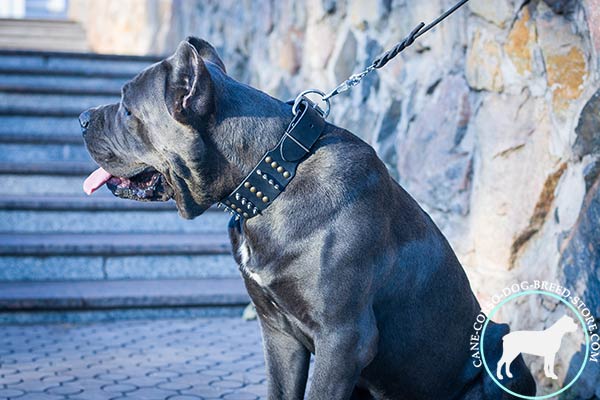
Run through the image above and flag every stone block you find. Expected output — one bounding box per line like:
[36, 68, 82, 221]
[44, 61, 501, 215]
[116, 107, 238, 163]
[504, 7, 536, 76]
[468, 0, 514, 28]
[466, 29, 504, 92]
[396, 75, 473, 217]
[574, 89, 600, 159]
[536, 2, 588, 113]
[331, 29, 357, 83]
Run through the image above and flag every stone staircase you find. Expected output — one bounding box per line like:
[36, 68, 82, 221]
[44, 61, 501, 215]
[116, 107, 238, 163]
[0, 19, 88, 52]
[0, 50, 248, 323]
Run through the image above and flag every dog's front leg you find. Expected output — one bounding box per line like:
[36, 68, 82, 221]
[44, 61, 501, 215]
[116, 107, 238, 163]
[261, 323, 310, 400]
[307, 321, 378, 400]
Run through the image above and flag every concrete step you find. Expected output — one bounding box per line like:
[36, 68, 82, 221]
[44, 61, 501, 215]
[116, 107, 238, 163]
[0, 50, 161, 77]
[0, 160, 97, 196]
[0, 37, 88, 53]
[0, 91, 119, 116]
[0, 278, 249, 310]
[0, 160, 95, 174]
[2, 173, 106, 196]
[0, 209, 229, 234]
[0, 233, 238, 281]
[0, 20, 88, 52]
[0, 142, 89, 163]
[0, 19, 87, 37]
[0, 115, 81, 142]
[0, 194, 177, 211]
[0, 205, 230, 234]
[0, 232, 231, 256]
[0, 72, 126, 95]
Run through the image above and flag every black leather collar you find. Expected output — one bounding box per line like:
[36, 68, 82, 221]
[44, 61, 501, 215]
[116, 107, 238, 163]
[218, 99, 326, 220]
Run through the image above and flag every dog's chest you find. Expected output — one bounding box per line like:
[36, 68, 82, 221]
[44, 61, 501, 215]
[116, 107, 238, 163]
[235, 238, 315, 345]
[237, 239, 265, 286]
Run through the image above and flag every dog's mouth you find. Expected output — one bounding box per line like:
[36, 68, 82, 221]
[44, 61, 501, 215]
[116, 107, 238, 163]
[83, 166, 174, 202]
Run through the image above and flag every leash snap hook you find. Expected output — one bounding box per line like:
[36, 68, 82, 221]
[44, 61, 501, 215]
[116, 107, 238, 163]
[292, 89, 330, 119]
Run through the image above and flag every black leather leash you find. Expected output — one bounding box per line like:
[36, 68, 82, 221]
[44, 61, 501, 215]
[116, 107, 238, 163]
[218, 0, 469, 221]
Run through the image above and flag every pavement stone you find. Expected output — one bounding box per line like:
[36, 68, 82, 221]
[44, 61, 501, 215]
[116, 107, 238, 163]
[0, 317, 270, 399]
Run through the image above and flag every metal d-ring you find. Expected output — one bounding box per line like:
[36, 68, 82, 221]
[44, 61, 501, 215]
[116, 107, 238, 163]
[292, 89, 331, 119]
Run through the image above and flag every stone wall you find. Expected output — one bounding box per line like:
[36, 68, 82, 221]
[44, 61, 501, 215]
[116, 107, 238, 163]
[70, 0, 600, 395]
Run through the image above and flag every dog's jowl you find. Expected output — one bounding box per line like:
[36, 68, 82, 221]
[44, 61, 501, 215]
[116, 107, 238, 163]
[80, 37, 536, 399]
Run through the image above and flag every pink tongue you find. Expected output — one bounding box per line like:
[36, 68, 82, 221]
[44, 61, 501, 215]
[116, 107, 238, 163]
[83, 167, 113, 195]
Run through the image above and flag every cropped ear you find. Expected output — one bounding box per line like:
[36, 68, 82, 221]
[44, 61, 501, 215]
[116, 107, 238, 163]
[166, 40, 214, 123]
[185, 36, 226, 73]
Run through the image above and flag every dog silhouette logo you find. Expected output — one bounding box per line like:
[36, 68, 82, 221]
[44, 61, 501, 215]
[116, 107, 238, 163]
[497, 315, 578, 381]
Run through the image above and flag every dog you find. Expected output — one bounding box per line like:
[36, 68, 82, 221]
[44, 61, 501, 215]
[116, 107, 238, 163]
[497, 315, 577, 381]
[79, 37, 536, 399]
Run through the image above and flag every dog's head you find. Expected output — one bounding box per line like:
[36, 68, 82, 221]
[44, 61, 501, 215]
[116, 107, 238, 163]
[556, 315, 578, 333]
[80, 37, 230, 219]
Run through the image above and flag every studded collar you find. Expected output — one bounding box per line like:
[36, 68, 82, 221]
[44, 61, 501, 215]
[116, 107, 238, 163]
[217, 99, 326, 220]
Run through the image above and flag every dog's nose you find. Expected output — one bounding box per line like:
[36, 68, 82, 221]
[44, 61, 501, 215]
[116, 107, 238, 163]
[79, 110, 91, 131]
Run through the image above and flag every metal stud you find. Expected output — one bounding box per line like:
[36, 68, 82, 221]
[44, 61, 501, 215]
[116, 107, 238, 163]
[256, 191, 263, 198]
[256, 169, 262, 175]
[253, 207, 258, 215]
[271, 161, 278, 169]
[277, 166, 284, 173]
[244, 182, 251, 188]
[274, 184, 280, 190]
[217, 202, 223, 208]
[262, 173, 268, 180]
[262, 196, 269, 203]
[235, 193, 241, 201]
[265, 156, 272, 163]
[235, 215, 240, 221]
[243, 213, 249, 218]
[247, 203, 252, 210]
[283, 171, 291, 178]
[241, 198, 247, 205]
[268, 179, 274, 185]
[250, 187, 257, 193]
[237, 207, 243, 213]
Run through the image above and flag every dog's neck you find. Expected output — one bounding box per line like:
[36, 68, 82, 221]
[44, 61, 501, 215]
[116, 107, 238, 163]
[210, 69, 293, 180]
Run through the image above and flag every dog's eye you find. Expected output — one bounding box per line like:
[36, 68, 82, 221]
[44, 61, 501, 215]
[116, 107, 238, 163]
[123, 106, 132, 117]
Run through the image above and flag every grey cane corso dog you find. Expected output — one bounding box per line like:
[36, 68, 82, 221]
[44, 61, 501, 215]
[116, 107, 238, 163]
[79, 37, 536, 399]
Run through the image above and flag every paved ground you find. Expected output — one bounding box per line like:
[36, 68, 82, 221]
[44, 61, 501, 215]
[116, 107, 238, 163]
[0, 318, 269, 400]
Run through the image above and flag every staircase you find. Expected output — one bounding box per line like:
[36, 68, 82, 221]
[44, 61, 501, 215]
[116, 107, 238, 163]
[0, 19, 88, 52]
[0, 50, 248, 323]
